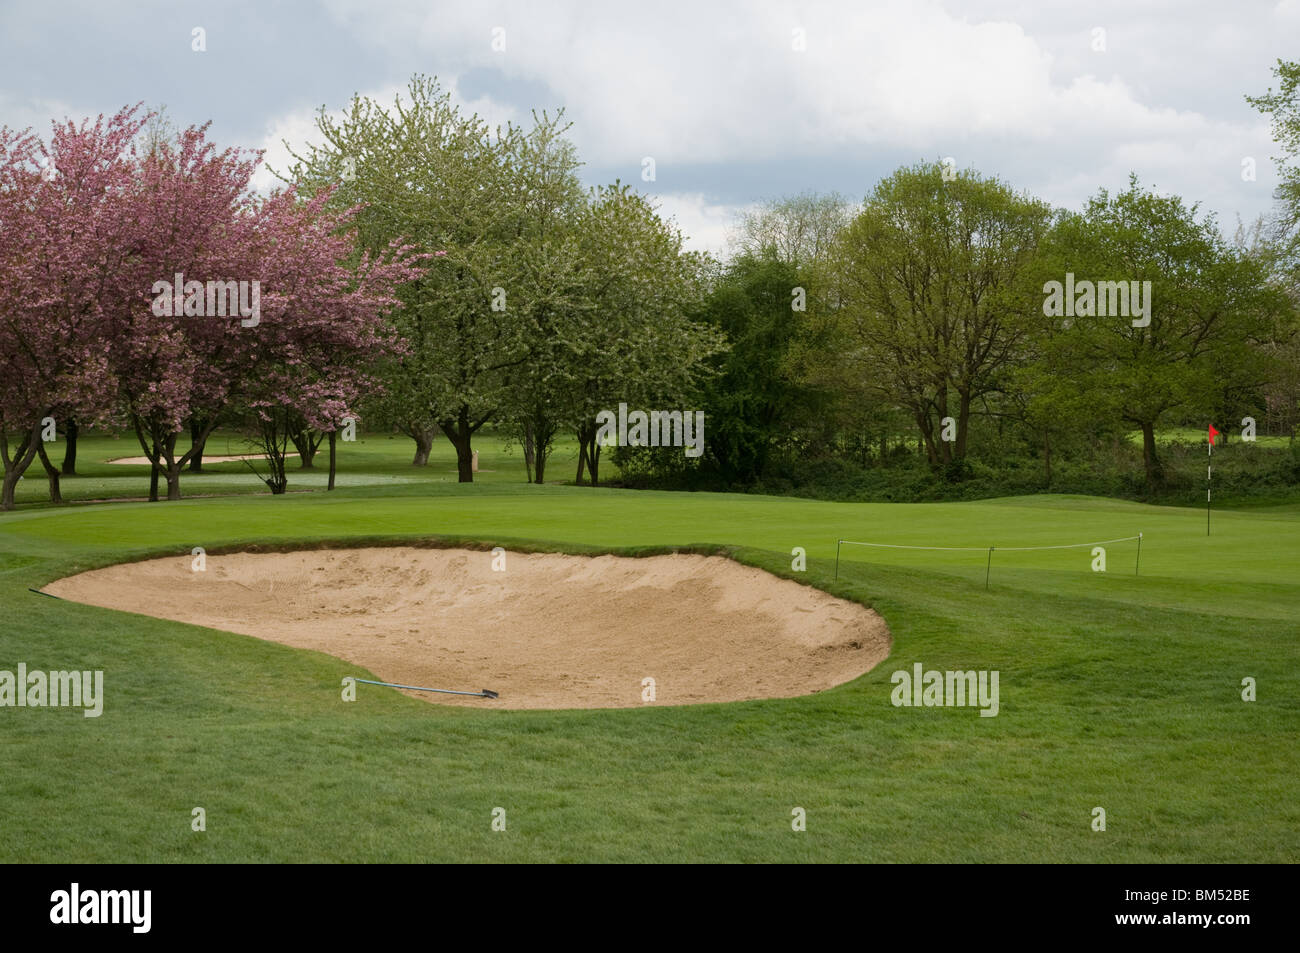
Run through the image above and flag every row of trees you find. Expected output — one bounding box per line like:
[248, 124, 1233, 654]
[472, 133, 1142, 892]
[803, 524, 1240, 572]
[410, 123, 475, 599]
[0, 106, 418, 508]
[629, 60, 1300, 494]
[296, 70, 1294, 497]
[282, 76, 723, 485]
[4, 64, 1298, 507]
[643, 170, 1294, 494]
[0, 77, 727, 508]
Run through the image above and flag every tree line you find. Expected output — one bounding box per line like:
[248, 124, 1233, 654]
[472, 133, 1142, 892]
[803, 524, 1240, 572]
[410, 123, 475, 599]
[2, 67, 1298, 509]
[624, 61, 1300, 498]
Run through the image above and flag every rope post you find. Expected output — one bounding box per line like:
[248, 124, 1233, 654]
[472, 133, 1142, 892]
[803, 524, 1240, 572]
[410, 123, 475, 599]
[985, 546, 994, 590]
[1136, 532, 1142, 577]
[834, 540, 841, 582]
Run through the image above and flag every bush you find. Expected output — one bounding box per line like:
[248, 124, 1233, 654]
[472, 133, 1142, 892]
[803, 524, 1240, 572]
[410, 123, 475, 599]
[607, 428, 1300, 506]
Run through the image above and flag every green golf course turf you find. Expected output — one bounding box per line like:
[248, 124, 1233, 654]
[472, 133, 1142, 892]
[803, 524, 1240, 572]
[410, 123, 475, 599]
[1, 436, 1297, 862]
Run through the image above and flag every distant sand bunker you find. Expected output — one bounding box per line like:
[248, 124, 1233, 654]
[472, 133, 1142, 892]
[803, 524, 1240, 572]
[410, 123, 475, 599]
[104, 452, 298, 465]
[44, 548, 891, 709]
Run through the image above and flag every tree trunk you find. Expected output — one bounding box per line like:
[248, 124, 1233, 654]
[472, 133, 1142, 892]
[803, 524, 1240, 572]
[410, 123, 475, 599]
[438, 407, 478, 483]
[582, 436, 601, 487]
[410, 425, 436, 466]
[955, 390, 972, 461]
[1140, 421, 1162, 488]
[576, 420, 599, 485]
[61, 419, 78, 476]
[161, 433, 183, 500]
[935, 390, 953, 464]
[455, 447, 473, 482]
[36, 440, 63, 504]
[1, 472, 18, 510]
[188, 418, 207, 472]
[916, 413, 938, 465]
[527, 417, 557, 484]
[0, 459, 28, 509]
[261, 415, 290, 494]
[149, 460, 160, 502]
[1043, 430, 1052, 486]
[523, 424, 536, 482]
[1, 423, 41, 509]
[290, 427, 319, 469]
[328, 429, 337, 490]
[165, 466, 182, 500]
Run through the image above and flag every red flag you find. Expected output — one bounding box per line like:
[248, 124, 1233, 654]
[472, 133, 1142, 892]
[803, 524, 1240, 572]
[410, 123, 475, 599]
[1208, 423, 1220, 446]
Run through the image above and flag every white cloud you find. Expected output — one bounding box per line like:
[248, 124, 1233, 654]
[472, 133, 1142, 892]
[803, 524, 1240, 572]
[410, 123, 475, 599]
[0, 92, 83, 137]
[651, 193, 752, 258]
[313, 0, 1236, 169]
[83, 0, 1279, 248]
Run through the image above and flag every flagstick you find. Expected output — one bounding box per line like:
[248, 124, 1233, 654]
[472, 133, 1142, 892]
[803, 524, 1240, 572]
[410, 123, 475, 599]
[1207, 438, 1212, 537]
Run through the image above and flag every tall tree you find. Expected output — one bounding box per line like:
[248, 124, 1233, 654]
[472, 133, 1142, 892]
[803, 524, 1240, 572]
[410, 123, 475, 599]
[0, 110, 143, 509]
[110, 121, 263, 501]
[284, 75, 538, 481]
[565, 184, 724, 486]
[494, 117, 591, 484]
[693, 252, 825, 485]
[236, 187, 418, 494]
[1028, 178, 1290, 486]
[1247, 59, 1300, 272]
[833, 161, 1051, 468]
[730, 191, 856, 272]
[1246, 60, 1300, 437]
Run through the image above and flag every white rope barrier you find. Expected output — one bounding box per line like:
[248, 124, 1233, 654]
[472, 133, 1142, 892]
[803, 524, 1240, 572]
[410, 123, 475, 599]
[833, 533, 1143, 586]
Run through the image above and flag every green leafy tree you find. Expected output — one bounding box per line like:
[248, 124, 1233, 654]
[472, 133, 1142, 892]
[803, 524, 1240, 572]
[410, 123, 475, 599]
[492, 115, 590, 483]
[1247, 59, 1300, 271]
[1028, 178, 1289, 486]
[730, 191, 856, 273]
[691, 252, 828, 485]
[563, 185, 724, 486]
[833, 161, 1051, 469]
[284, 75, 538, 481]
[1247, 60, 1300, 437]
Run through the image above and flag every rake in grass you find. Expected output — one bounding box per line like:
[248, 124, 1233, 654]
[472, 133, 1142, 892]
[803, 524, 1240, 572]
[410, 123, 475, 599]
[347, 677, 498, 699]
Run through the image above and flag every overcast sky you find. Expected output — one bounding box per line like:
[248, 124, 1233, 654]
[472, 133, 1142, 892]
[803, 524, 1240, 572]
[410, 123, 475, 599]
[2, 0, 1295, 255]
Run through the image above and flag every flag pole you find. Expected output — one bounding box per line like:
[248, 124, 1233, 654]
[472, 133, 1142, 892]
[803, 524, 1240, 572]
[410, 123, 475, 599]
[1207, 424, 1215, 537]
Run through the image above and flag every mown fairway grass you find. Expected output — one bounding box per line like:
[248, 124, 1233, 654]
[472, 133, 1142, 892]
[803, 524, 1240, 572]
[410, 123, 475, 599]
[1, 437, 1297, 862]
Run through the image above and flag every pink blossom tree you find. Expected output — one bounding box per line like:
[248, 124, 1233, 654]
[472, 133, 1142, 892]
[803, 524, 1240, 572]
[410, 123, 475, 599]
[0, 109, 145, 509]
[236, 187, 421, 493]
[2, 109, 418, 508]
[108, 121, 264, 501]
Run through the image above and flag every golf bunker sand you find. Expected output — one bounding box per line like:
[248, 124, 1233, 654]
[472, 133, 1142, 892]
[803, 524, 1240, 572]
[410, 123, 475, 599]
[45, 548, 891, 709]
[105, 452, 298, 465]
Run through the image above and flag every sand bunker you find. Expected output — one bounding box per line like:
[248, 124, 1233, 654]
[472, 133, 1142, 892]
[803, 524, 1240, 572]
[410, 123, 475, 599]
[44, 548, 890, 709]
[105, 452, 298, 465]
